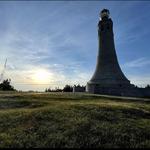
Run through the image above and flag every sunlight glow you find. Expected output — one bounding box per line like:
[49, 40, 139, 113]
[32, 69, 51, 84]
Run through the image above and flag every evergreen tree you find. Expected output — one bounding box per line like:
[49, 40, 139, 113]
[63, 85, 73, 92]
[145, 84, 150, 89]
[0, 79, 15, 91]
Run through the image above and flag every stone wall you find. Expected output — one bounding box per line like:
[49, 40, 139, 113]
[86, 83, 150, 98]
[73, 85, 85, 93]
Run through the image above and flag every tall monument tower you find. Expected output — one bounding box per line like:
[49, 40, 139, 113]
[86, 9, 134, 96]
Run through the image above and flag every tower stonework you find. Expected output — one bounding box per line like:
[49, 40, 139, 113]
[86, 9, 142, 97]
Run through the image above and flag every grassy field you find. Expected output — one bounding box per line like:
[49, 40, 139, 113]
[0, 92, 150, 148]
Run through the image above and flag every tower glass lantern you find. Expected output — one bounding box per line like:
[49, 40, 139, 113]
[100, 9, 110, 20]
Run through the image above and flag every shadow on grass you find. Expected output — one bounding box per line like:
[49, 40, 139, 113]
[0, 100, 47, 109]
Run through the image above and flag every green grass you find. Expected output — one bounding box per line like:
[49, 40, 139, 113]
[0, 92, 150, 148]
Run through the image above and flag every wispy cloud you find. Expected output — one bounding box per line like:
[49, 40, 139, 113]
[5, 64, 90, 91]
[124, 57, 150, 68]
[128, 75, 150, 87]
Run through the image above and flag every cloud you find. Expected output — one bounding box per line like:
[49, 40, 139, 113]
[3, 60, 90, 91]
[128, 75, 150, 87]
[124, 57, 150, 68]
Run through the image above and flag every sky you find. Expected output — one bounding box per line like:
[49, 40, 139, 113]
[0, 1, 150, 91]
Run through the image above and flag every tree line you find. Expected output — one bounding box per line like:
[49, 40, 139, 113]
[45, 84, 73, 92]
[45, 84, 86, 92]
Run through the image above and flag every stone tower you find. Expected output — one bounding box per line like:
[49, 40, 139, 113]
[86, 9, 135, 96]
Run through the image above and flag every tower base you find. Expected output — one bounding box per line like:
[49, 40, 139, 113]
[86, 82, 144, 97]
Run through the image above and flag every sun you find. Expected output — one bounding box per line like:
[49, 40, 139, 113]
[32, 69, 51, 84]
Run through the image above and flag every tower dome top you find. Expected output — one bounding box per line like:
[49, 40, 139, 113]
[100, 9, 110, 20]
